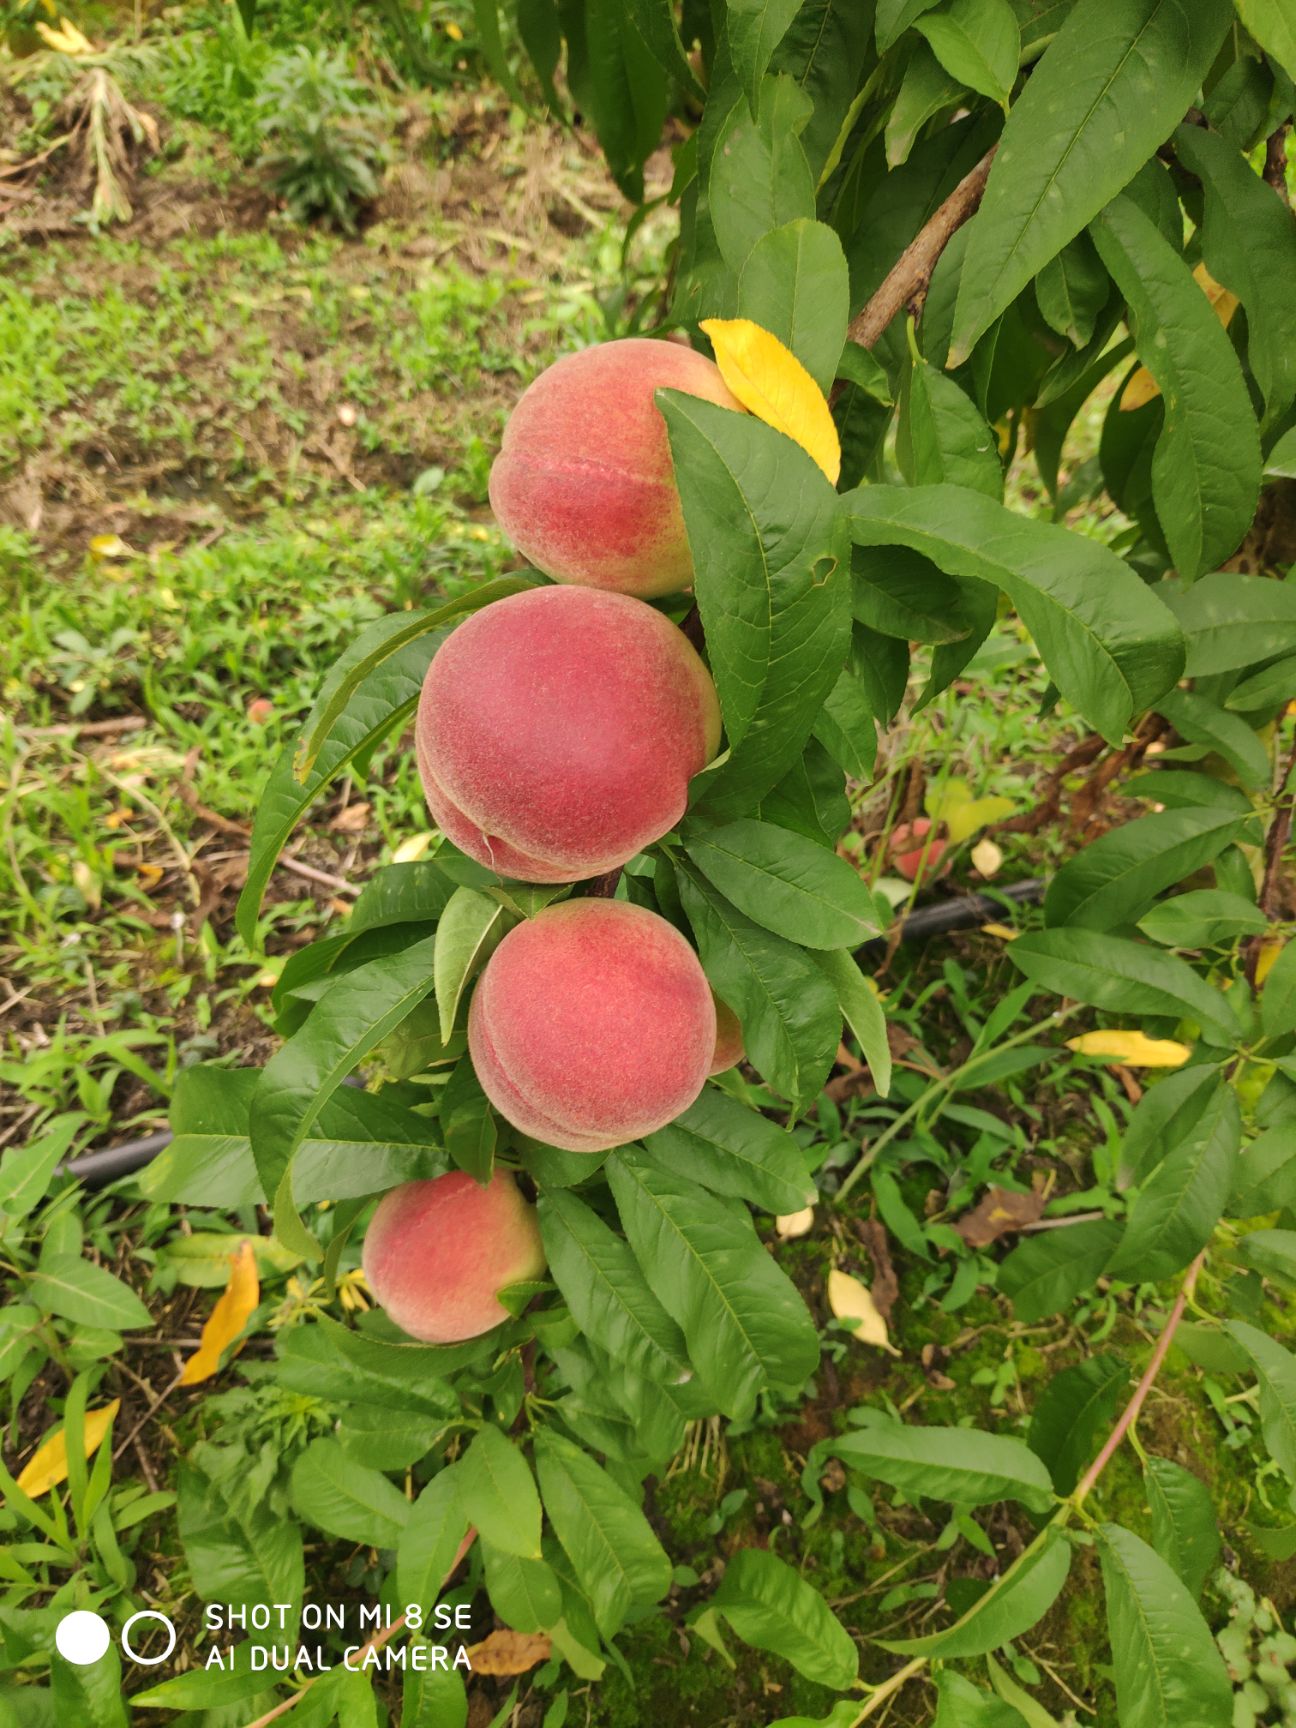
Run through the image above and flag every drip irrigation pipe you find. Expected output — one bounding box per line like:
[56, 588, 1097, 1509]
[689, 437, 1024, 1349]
[57, 878, 1046, 1188]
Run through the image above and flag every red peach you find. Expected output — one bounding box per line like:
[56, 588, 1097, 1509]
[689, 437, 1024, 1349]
[888, 818, 948, 883]
[361, 1170, 545, 1344]
[416, 585, 721, 883]
[488, 338, 743, 598]
[468, 898, 715, 1153]
[708, 996, 745, 1075]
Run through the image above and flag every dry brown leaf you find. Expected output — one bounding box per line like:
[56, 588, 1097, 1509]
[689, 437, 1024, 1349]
[180, 1240, 260, 1386]
[465, 1628, 551, 1675]
[827, 1268, 900, 1354]
[954, 1184, 1046, 1249]
[329, 801, 372, 834]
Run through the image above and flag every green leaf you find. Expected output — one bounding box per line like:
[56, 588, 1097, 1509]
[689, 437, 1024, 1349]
[934, 1670, 1032, 1728]
[737, 218, 850, 394]
[914, 0, 1020, 105]
[1118, 1065, 1223, 1188]
[660, 394, 852, 816]
[178, 1444, 304, 1636]
[842, 483, 1184, 744]
[397, 1469, 468, 1613]
[1261, 939, 1296, 1040]
[1145, 1457, 1221, 1598]
[1226, 1320, 1296, 1480]
[0, 1114, 77, 1221]
[349, 861, 455, 933]
[824, 1422, 1055, 1511]
[876, 0, 941, 50]
[583, 0, 669, 201]
[683, 817, 881, 950]
[1155, 688, 1270, 789]
[1238, 1228, 1296, 1285]
[1227, 654, 1296, 713]
[852, 547, 974, 646]
[249, 932, 439, 1255]
[949, 0, 1232, 364]
[1137, 890, 1268, 949]
[676, 861, 842, 1107]
[457, 1425, 543, 1559]
[1035, 234, 1109, 349]
[1008, 928, 1239, 1043]
[1091, 195, 1261, 577]
[997, 1218, 1124, 1322]
[885, 42, 963, 168]
[708, 73, 816, 268]
[1173, 125, 1296, 427]
[645, 1086, 816, 1215]
[534, 1428, 671, 1638]
[813, 660, 879, 778]
[52, 1643, 128, 1728]
[1107, 1086, 1240, 1281]
[607, 1149, 819, 1418]
[1044, 807, 1258, 931]
[471, 0, 530, 108]
[879, 1528, 1071, 1655]
[28, 1255, 151, 1331]
[482, 1541, 563, 1633]
[896, 361, 1003, 498]
[537, 1190, 692, 1383]
[290, 1438, 410, 1548]
[713, 1548, 859, 1690]
[727, 0, 804, 113]
[1027, 1355, 1129, 1494]
[813, 947, 893, 1098]
[434, 887, 508, 1042]
[1098, 1522, 1232, 1728]
[1234, 0, 1296, 84]
[440, 1056, 497, 1184]
[133, 1646, 268, 1710]
[1232, 1125, 1296, 1216]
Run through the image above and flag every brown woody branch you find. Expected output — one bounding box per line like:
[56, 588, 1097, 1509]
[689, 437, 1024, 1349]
[843, 145, 998, 354]
[1264, 124, 1291, 205]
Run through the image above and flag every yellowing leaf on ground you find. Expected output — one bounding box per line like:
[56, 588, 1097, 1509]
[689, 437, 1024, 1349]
[971, 837, 1003, 877]
[776, 1207, 815, 1239]
[1066, 1030, 1191, 1068]
[392, 831, 435, 865]
[699, 318, 841, 484]
[36, 15, 93, 53]
[89, 533, 135, 560]
[1256, 939, 1285, 987]
[981, 922, 1019, 941]
[827, 1269, 900, 1355]
[1122, 264, 1239, 411]
[926, 779, 1016, 843]
[180, 1240, 260, 1386]
[465, 1629, 551, 1675]
[16, 1400, 120, 1497]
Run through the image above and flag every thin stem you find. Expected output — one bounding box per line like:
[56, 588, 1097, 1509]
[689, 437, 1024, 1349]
[850, 1657, 928, 1723]
[834, 1008, 1081, 1204]
[1072, 1250, 1206, 1508]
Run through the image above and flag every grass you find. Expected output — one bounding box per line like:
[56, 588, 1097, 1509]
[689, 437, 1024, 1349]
[2, 11, 1293, 1726]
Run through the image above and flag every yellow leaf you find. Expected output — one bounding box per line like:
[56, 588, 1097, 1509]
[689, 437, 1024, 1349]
[36, 15, 93, 52]
[980, 922, 1019, 941]
[445, 19, 464, 39]
[393, 832, 435, 865]
[776, 1207, 815, 1239]
[699, 318, 841, 483]
[180, 1241, 261, 1386]
[827, 1269, 899, 1354]
[971, 837, 1003, 877]
[1256, 939, 1285, 987]
[89, 533, 134, 560]
[465, 1628, 552, 1675]
[1066, 1030, 1191, 1068]
[1121, 265, 1239, 411]
[946, 795, 1016, 844]
[16, 1400, 120, 1497]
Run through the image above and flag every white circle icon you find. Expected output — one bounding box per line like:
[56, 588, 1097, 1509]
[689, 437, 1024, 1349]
[121, 1610, 177, 1666]
[55, 1611, 111, 1666]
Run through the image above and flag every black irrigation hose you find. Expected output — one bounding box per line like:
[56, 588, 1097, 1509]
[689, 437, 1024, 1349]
[58, 878, 1047, 1189]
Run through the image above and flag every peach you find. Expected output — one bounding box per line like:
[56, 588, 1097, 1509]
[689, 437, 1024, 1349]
[709, 996, 745, 1075]
[468, 899, 715, 1153]
[361, 1170, 545, 1344]
[416, 585, 721, 883]
[888, 818, 948, 883]
[488, 338, 743, 597]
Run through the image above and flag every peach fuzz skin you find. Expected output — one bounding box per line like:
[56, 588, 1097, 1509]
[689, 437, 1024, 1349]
[416, 585, 721, 884]
[488, 338, 743, 598]
[469, 899, 715, 1154]
[361, 1170, 545, 1344]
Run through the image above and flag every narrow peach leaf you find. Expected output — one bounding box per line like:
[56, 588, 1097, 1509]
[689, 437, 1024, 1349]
[700, 318, 841, 483]
[16, 1400, 120, 1497]
[180, 1240, 261, 1386]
